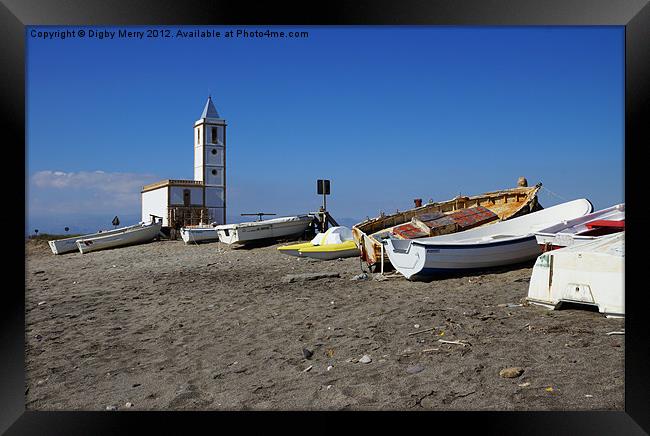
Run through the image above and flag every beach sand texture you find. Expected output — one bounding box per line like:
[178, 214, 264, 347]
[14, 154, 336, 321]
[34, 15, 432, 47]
[25, 238, 624, 410]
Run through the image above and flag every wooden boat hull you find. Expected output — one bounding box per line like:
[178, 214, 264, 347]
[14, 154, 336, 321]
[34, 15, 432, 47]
[384, 199, 593, 280]
[527, 232, 624, 317]
[180, 226, 219, 244]
[215, 215, 313, 245]
[48, 223, 144, 255]
[76, 221, 162, 254]
[298, 241, 360, 261]
[352, 184, 542, 270]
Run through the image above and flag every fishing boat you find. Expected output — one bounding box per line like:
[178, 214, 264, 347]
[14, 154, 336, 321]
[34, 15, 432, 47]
[278, 226, 360, 260]
[534, 203, 624, 251]
[384, 198, 593, 280]
[76, 220, 163, 254]
[180, 224, 219, 244]
[48, 223, 146, 255]
[352, 183, 543, 270]
[527, 232, 624, 317]
[215, 214, 315, 245]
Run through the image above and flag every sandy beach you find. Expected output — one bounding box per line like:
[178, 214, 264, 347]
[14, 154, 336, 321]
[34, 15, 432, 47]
[25, 237, 624, 411]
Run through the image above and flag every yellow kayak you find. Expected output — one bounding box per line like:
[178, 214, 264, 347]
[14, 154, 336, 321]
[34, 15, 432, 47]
[277, 241, 314, 257]
[298, 240, 360, 260]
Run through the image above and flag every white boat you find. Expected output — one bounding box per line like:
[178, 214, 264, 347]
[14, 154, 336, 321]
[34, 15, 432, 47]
[76, 220, 163, 254]
[527, 232, 624, 317]
[180, 224, 219, 244]
[384, 199, 594, 280]
[48, 223, 145, 255]
[535, 203, 624, 251]
[215, 214, 314, 245]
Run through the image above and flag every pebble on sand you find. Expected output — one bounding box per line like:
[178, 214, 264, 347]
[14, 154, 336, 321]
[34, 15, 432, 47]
[499, 367, 524, 378]
[359, 355, 372, 364]
[106, 405, 118, 411]
[406, 364, 425, 374]
[350, 273, 368, 281]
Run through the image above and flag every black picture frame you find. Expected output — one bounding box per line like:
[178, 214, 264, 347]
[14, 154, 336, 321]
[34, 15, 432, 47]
[3, 0, 648, 433]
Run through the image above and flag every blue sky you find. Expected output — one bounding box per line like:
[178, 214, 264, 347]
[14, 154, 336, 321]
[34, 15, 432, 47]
[27, 26, 624, 234]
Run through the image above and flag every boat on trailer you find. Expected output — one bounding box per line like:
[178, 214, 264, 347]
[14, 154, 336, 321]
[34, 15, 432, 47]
[384, 198, 593, 280]
[534, 203, 624, 251]
[48, 222, 147, 255]
[527, 232, 624, 317]
[76, 220, 163, 254]
[215, 214, 315, 245]
[352, 183, 543, 271]
[180, 224, 220, 244]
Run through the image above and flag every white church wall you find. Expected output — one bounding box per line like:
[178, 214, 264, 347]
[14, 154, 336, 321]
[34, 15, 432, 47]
[142, 187, 168, 226]
[205, 187, 224, 208]
[205, 167, 224, 186]
[194, 145, 203, 168]
[205, 146, 224, 166]
[209, 207, 226, 225]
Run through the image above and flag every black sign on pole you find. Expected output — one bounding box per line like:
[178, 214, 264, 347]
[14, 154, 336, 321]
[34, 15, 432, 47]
[317, 179, 330, 195]
[112, 216, 120, 227]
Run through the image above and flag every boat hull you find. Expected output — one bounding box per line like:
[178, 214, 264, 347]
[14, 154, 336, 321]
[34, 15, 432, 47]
[277, 242, 315, 257]
[534, 203, 624, 251]
[216, 215, 313, 245]
[352, 184, 542, 269]
[180, 227, 219, 244]
[527, 233, 624, 317]
[385, 198, 593, 280]
[385, 236, 541, 280]
[298, 241, 360, 261]
[76, 222, 162, 254]
[48, 223, 143, 255]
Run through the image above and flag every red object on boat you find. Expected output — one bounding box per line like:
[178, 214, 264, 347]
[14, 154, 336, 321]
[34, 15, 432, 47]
[392, 223, 429, 239]
[585, 219, 625, 229]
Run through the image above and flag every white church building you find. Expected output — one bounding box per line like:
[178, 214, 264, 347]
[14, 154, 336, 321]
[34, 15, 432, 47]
[141, 96, 227, 228]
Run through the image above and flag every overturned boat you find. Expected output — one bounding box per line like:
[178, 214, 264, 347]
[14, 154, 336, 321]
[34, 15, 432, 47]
[48, 222, 148, 255]
[527, 232, 624, 317]
[76, 220, 163, 254]
[215, 214, 315, 245]
[384, 198, 593, 280]
[534, 203, 624, 251]
[352, 182, 543, 271]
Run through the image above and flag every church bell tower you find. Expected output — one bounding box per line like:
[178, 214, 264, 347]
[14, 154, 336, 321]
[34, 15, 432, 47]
[194, 96, 226, 224]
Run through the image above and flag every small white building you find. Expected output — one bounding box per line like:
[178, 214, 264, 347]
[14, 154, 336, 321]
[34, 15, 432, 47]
[141, 96, 227, 228]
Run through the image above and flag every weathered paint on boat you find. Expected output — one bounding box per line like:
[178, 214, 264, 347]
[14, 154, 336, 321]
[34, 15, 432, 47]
[352, 183, 542, 270]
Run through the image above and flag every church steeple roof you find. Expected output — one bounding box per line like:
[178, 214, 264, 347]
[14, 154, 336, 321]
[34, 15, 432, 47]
[201, 95, 220, 119]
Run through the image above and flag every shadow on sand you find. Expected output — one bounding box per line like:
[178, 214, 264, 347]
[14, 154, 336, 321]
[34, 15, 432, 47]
[411, 259, 538, 283]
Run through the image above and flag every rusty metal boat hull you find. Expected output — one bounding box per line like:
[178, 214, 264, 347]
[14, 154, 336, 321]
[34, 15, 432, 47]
[352, 184, 542, 270]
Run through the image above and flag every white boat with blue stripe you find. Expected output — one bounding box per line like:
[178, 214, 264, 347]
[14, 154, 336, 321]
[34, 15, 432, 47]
[384, 199, 594, 280]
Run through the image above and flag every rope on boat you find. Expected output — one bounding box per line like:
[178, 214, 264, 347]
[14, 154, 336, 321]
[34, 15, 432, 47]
[540, 186, 568, 202]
